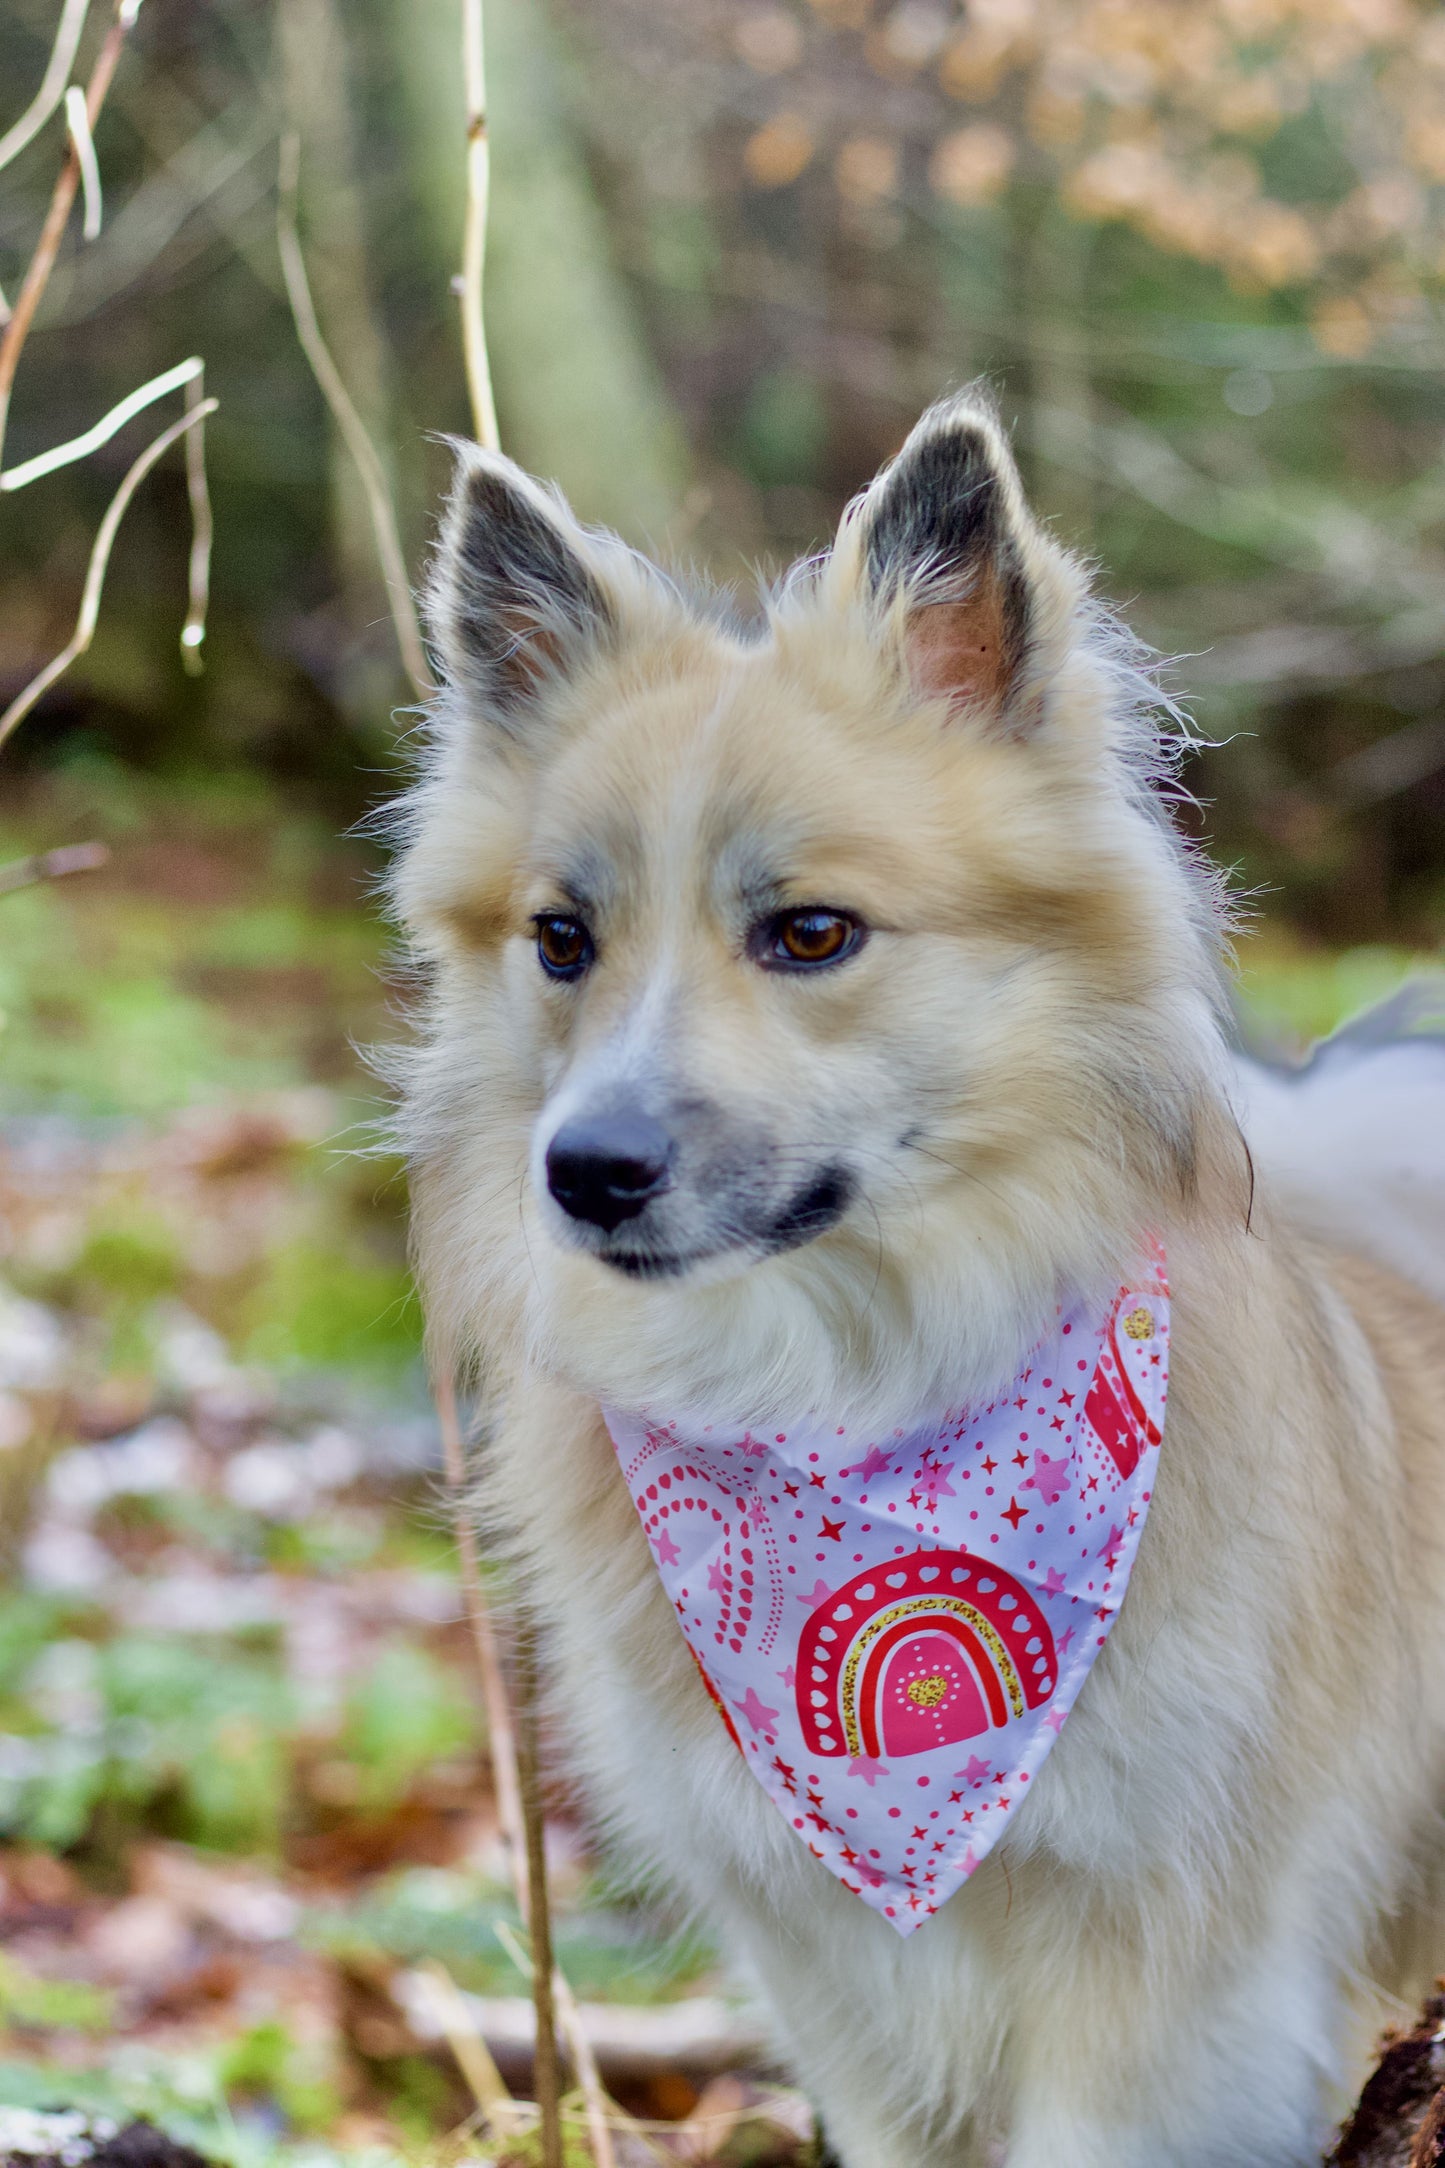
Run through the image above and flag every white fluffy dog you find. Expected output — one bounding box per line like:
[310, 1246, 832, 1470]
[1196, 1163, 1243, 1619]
[388, 391, 1445, 2166]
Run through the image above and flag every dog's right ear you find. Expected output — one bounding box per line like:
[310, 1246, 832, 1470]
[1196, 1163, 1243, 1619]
[825, 390, 1086, 739]
[426, 446, 618, 735]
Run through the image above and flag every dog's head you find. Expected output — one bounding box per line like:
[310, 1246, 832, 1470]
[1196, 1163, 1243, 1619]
[393, 392, 1230, 1419]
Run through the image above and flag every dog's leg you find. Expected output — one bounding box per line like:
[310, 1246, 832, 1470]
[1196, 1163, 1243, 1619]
[1000, 1926, 1340, 2168]
[810, 2093, 992, 2168]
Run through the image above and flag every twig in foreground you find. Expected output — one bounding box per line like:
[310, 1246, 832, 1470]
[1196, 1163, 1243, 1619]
[0, 355, 202, 491]
[436, 1376, 617, 2166]
[0, 0, 92, 179]
[180, 364, 212, 671]
[0, 840, 109, 897]
[0, 0, 143, 469]
[515, 1620, 564, 2168]
[63, 85, 102, 240]
[459, 0, 501, 452]
[0, 399, 215, 748]
[276, 133, 432, 702]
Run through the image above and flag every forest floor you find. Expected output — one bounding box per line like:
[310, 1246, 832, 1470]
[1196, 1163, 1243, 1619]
[0, 771, 1433, 2165]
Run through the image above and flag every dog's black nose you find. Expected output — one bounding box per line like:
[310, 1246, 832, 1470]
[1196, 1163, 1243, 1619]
[545, 1112, 674, 1232]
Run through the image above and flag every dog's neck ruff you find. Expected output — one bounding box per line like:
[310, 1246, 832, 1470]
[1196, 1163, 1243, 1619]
[602, 1245, 1169, 1936]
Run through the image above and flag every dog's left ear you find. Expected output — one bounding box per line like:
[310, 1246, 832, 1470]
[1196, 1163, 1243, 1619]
[838, 392, 1081, 732]
[426, 445, 626, 742]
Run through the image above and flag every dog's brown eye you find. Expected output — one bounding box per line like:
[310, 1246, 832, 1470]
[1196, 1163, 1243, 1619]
[763, 910, 864, 971]
[534, 915, 593, 979]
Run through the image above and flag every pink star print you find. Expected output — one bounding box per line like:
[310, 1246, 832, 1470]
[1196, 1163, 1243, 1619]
[735, 1687, 779, 1737]
[1099, 1523, 1125, 1557]
[739, 1432, 768, 1459]
[653, 1529, 681, 1567]
[1023, 1449, 1071, 1506]
[777, 1665, 796, 1689]
[707, 1559, 729, 1596]
[956, 1754, 992, 1788]
[921, 1460, 957, 1507]
[1044, 1705, 1068, 1734]
[1045, 1565, 1068, 1596]
[847, 1755, 888, 1785]
[848, 1444, 895, 1484]
[795, 1578, 833, 1607]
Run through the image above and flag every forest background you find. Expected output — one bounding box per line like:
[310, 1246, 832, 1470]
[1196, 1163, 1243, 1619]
[0, 0, 1443, 2160]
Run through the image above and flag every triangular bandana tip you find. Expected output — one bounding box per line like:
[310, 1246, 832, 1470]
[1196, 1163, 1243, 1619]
[603, 1248, 1169, 1935]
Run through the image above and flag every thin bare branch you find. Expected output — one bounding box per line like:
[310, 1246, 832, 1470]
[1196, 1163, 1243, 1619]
[0, 0, 143, 468]
[0, 399, 215, 749]
[436, 1375, 618, 2168]
[0, 355, 202, 491]
[64, 84, 101, 239]
[180, 365, 212, 672]
[553, 1964, 620, 2168]
[276, 132, 432, 700]
[0, 840, 109, 897]
[515, 1622, 564, 2168]
[0, 0, 92, 179]
[415, 1961, 529, 2140]
[435, 1373, 524, 1873]
[459, 0, 501, 450]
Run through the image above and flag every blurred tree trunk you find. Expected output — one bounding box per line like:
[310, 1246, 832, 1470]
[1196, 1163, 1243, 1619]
[387, 0, 689, 542]
[1026, 211, 1096, 552]
[276, 0, 405, 714]
[1008, 191, 1095, 549]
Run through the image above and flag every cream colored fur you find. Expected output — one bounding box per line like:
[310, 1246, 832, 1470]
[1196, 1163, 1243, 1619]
[388, 393, 1445, 2166]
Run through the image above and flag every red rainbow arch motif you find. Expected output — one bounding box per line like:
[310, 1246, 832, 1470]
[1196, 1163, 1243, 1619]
[796, 1549, 1059, 1759]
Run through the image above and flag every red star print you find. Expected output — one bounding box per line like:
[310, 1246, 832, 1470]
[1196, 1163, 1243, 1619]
[1002, 1496, 1028, 1530]
[809, 1471, 827, 1489]
[783, 1481, 800, 1498]
[819, 1516, 845, 1541]
[1012, 1449, 1028, 1468]
[912, 1825, 927, 1839]
[1059, 1389, 1075, 1406]
[771, 1755, 797, 1791]
[1050, 1416, 1065, 1431]
[1085, 1474, 1099, 1492]
[981, 1455, 997, 1475]
[806, 1787, 825, 1808]
[948, 1789, 964, 1803]
[806, 1810, 831, 1833]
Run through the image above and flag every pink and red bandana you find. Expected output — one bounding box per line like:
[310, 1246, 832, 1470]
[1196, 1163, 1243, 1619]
[602, 1247, 1169, 1934]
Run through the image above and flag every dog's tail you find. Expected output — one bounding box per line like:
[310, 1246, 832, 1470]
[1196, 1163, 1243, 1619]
[1231, 983, 1445, 1307]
